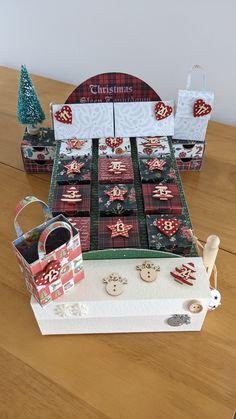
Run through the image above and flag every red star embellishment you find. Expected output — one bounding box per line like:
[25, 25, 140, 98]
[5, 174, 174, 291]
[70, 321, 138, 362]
[107, 219, 133, 238]
[67, 139, 85, 150]
[105, 186, 127, 202]
[64, 160, 84, 175]
[145, 158, 166, 171]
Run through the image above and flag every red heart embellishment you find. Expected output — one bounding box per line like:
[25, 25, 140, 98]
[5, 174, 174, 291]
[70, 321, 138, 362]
[105, 137, 123, 149]
[193, 99, 212, 117]
[35, 260, 61, 287]
[155, 102, 173, 120]
[54, 106, 72, 124]
[156, 218, 180, 237]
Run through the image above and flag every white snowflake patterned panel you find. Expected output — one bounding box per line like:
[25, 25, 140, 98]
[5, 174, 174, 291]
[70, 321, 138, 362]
[173, 89, 214, 141]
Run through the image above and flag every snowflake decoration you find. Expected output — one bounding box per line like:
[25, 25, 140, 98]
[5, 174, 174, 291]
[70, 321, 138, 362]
[54, 303, 89, 318]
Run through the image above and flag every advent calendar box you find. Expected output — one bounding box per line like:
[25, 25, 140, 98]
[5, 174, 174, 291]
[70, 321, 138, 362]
[21, 128, 56, 173]
[172, 139, 205, 171]
[99, 184, 137, 216]
[30, 256, 211, 335]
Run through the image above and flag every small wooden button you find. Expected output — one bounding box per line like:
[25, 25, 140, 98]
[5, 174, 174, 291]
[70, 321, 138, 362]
[188, 301, 203, 313]
[136, 261, 160, 282]
[103, 273, 127, 296]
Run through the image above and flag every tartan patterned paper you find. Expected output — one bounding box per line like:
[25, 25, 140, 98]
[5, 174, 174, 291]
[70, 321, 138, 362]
[99, 184, 137, 216]
[142, 184, 182, 215]
[98, 216, 140, 249]
[22, 157, 54, 173]
[65, 72, 161, 104]
[175, 158, 203, 171]
[67, 217, 91, 251]
[136, 136, 170, 157]
[60, 139, 92, 160]
[139, 157, 176, 183]
[98, 137, 131, 157]
[146, 214, 193, 256]
[57, 157, 91, 184]
[98, 157, 134, 184]
[51, 184, 91, 216]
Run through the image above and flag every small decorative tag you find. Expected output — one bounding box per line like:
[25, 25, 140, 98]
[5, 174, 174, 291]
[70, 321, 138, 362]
[54, 105, 72, 124]
[108, 160, 127, 175]
[193, 99, 212, 117]
[136, 261, 160, 282]
[67, 139, 85, 150]
[103, 273, 128, 296]
[155, 102, 173, 120]
[152, 185, 173, 200]
[105, 137, 123, 149]
[61, 186, 82, 204]
[105, 185, 127, 202]
[145, 158, 166, 172]
[64, 160, 84, 175]
[156, 218, 180, 237]
[170, 262, 196, 286]
[107, 218, 132, 238]
[35, 260, 61, 286]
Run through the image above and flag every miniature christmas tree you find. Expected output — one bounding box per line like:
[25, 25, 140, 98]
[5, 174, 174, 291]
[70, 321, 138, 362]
[17, 65, 45, 135]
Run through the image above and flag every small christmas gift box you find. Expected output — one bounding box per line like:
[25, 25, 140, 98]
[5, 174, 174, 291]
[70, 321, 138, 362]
[173, 65, 214, 141]
[99, 184, 137, 216]
[114, 101, 174, 137]
[146, 214, 193, 256]
[98, 216, 140, 249]
[52, 103, 114, 140]
[98, 137, 131, 157]
[59, 139, 92, 160]
[67, 217, 91, 252]
[98, 157, 134, 184]
[51, 184, 91, 216]
[57, 157, 91, 184]
[12, 196, 84, 307]
[172, 139, 205, 171]
[139, 156, 176, 183]
[21, 128, 56, 173]
[142, 184, 182, 215]
[136, 136, 170, 157]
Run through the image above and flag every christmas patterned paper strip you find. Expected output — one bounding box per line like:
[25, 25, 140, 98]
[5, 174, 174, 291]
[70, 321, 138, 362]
[142, 184, 182, 214]
[60, 139, 92, 159]
[67, 217, 91, 251]
[99, 137, 131, 156]
[99, 184, 137, 216]
[136, 136, 170, 157]
[98, 216, 140, 249]
[51, 184, 91, 216]
[52, 103, 114, 140]
[146, 214, 193, 256]
[114, 101, 174, 137]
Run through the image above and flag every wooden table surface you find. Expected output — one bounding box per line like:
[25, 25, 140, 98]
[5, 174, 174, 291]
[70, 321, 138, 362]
[0, 67, 235, 419]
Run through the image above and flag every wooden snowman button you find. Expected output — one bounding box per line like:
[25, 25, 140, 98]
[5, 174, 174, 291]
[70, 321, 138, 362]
[188, 301, 203, 313]
[103, 273, 127, 296]
[136, 261, 160, 282]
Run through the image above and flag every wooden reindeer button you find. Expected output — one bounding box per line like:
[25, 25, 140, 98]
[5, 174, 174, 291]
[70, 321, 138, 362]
[103, 273, 127, 296]
[188, 301, 203, 313]
[136, 261, 160, 282]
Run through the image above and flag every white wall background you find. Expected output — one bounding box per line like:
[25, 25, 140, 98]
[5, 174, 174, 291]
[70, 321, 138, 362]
[1, 0, 236, 126]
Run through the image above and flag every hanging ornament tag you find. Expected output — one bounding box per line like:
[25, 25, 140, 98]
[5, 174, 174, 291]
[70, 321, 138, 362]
[54, 106, 72, 124]
[156, 218, 180, 237]
[155, 102, 173, 120]
[193, 99, 212, 117]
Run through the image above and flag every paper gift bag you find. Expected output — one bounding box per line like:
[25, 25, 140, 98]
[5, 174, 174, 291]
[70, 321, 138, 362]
[12, 196, 84, 307]
[173, 65, 214, 141]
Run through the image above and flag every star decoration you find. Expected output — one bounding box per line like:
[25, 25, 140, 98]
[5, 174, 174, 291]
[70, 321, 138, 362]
[105, 186, 127, 202]
[67, 139, 85, 150]
[145, 158, 166, 171]
[107, 219, 133, 238]
[64, 160, 84, 175]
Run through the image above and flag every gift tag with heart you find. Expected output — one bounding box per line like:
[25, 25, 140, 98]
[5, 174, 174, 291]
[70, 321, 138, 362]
[54, 106, 73, 124]
[105, 137, 123, 149]
[155, 102, 173, 120]
[156, 218, 180, 237]
[193, 99, 212, 117]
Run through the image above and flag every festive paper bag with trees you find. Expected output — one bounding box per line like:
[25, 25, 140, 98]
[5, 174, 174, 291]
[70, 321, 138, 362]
[12, 196, 84, 307]
[173, 65, 214, 141]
